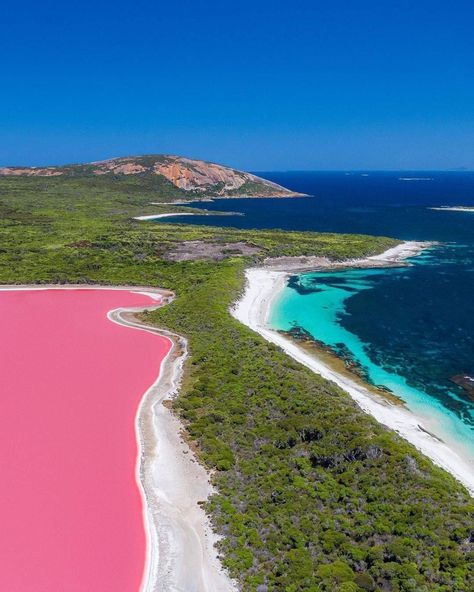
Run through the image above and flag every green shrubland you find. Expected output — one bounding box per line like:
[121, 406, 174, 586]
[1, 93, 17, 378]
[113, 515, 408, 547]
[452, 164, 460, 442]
[0, 176, 472, 591]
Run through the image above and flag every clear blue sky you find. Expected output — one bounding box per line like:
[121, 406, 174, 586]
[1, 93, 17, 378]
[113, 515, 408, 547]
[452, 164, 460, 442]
[1, 0, 473, 170]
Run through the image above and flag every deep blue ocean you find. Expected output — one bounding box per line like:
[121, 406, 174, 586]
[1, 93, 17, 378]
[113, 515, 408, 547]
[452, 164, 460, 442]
[155, 172, 474, 459]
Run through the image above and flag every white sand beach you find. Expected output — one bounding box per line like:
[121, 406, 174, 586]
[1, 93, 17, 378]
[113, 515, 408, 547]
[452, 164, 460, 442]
[231, 242, 474, 496]
[110, 299, 237, 592]
[133, 212, 201, 221]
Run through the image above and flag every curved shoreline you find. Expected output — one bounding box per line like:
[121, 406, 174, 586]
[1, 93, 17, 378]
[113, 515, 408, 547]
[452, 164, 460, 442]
[0, 285, 236, 592]
[133, 211, 244, 222]
[133, 212, 202, 221]
[231, 242, 474, 496]
[261, 240, 437, 272]
[110, 303, 236, 592]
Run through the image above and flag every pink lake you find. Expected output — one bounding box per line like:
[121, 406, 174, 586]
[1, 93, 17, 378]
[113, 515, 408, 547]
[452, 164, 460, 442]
[0, 289, 171, 592]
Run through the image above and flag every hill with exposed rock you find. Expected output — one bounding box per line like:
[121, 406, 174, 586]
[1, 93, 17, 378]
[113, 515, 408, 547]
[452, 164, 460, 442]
[0, 155, 303, 199]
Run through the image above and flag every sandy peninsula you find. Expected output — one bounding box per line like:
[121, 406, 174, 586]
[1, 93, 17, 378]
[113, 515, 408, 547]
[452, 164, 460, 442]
[259, 240, 436, 272]
[231, 242, 474, 496]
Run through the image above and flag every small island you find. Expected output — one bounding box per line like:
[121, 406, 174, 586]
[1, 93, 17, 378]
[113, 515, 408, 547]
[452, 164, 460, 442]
[429, 206, 474, 212]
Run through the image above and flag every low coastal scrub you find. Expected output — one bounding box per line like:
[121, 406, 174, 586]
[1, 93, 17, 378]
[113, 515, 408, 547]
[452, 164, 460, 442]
[0, 176, 473, 591]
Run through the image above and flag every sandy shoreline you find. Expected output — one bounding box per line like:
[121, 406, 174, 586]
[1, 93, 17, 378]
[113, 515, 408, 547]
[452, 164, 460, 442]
[0, 285, 236, 592]
[261, 240, 437, 272]
[111, 304, 236, 592]
[133, 212, 202, 221]
[231, 241, 474, 496]
[134, 211, 243, 222]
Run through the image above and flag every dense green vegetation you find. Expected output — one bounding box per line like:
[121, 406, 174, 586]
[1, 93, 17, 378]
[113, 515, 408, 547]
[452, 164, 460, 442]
[0, 175, 473, 591]
[0, 154, 298, 199]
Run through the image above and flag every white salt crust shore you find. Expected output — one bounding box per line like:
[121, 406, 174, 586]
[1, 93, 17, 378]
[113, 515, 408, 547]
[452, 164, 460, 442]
[0, 285, 236, 592]
[231, 242, 474, 496]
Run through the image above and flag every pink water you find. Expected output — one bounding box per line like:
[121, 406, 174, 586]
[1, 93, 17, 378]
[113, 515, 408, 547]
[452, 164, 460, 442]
[0, 289, 171, 592]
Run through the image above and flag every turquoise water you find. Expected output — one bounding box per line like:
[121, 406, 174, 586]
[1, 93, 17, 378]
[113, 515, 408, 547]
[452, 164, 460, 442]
[158, 172, 474, 462]
[269, 253, 474, 462]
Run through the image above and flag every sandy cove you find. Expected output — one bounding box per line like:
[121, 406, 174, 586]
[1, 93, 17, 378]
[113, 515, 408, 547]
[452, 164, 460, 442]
[133, 211, 243, 221]
[133, 212, 201, 221]
[0, 285, 236, 592]
[231, 241, 474, 496]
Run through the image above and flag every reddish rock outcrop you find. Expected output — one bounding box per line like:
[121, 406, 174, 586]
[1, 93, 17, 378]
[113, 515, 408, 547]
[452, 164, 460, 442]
[0, 154, 303, 197]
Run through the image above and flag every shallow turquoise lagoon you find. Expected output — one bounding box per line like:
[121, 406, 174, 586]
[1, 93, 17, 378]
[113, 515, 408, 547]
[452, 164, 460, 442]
[269, 248, 474, 463]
